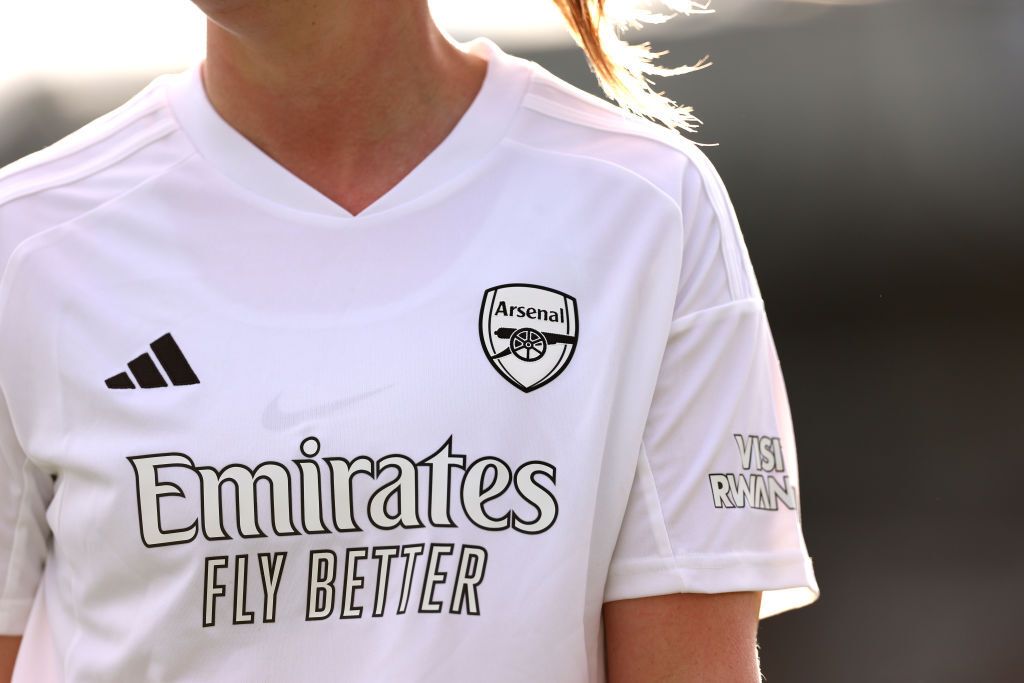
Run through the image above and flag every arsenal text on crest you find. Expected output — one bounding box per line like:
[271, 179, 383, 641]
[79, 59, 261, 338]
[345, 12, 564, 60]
[492, 300, 566, 324]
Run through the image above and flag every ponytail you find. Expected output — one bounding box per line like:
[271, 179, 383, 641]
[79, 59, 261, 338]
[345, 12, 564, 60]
[550, 0, 713, 135]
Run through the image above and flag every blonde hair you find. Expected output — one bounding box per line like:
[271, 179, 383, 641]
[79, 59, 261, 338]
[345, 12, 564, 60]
[550, 0, 713, 135]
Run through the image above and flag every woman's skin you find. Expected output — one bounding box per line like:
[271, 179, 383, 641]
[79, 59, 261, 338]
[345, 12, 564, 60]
[0, 2, 763, 680]
[0, 639, 15, 682]
[197, 0, 487, 216]
[604, 591, 762, 682]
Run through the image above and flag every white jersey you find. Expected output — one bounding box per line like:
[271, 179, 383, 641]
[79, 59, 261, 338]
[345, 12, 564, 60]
[0, 36, 818, 682]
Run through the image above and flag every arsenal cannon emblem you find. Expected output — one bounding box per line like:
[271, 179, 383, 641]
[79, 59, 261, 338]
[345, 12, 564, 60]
[479, 283, 578, 392]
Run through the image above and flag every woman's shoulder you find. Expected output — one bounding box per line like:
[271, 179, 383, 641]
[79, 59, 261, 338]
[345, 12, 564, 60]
[508, 59, 723, 207]
[0, 71, 191, 279]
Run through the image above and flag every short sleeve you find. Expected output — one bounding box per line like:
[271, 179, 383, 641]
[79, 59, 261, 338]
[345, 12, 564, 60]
[0, 381, 53, 635]
[604, 151, 819, 619]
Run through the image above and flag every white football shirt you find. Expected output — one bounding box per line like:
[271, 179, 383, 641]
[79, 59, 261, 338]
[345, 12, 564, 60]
[0, 36, 819, 682]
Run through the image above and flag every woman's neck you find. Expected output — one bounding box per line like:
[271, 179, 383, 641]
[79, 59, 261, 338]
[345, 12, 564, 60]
[198, 1, 486, 215]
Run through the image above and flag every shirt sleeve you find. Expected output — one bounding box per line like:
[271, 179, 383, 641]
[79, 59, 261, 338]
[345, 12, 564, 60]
[0, 379, 53, 635]
[604, 150, 819, 619]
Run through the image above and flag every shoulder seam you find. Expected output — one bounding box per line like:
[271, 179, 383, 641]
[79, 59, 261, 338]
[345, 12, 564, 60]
[0, 84, 167, 186]
[500, 136, 683, 217]
[680, 154, 758, 302]
[668, 297, 764, 333]
[0, 149, 198, 336]
[522, 90, 687, 158]
[0, 117, 179, 208]
[520, 84, 757, 303]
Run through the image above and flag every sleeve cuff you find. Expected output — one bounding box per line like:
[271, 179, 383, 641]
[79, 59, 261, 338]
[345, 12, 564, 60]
[604, 550, 820, 619]
[0, 598, 32, 635]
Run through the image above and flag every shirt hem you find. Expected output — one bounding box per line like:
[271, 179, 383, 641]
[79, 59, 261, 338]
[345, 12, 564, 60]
[0, 598, 32, 635]
[603, 550, 820, 619]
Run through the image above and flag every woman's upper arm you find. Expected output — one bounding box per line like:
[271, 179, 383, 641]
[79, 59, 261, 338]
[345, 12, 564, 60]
[603, 591, 762, 683]
[0, 636, 21, 683]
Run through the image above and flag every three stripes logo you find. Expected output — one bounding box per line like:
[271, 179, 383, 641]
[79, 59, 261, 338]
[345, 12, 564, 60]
[105, 332, 200, 389]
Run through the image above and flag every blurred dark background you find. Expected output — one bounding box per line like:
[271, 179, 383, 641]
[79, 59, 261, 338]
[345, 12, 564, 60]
[3, 0, 1023, 680]
[536, 1, 1024, 679]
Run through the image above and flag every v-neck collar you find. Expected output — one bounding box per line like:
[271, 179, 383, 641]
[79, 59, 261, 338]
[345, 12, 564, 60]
[162, 36, 532, 220]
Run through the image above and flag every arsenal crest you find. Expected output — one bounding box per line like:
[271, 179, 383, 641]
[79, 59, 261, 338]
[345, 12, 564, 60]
[479, 283, 578, 392]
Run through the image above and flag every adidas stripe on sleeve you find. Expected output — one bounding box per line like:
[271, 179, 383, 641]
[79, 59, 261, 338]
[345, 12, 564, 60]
[0, 385, 52, 635]
[604, 147, 819, 617]
[0, 226, 54, 636]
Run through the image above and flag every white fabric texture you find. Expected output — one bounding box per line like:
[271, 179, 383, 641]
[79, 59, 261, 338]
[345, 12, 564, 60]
[0, 36, 817, 682]
[603, 155, 818, 618]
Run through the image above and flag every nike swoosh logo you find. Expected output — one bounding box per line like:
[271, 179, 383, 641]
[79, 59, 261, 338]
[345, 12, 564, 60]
[261, 384, 391, 431]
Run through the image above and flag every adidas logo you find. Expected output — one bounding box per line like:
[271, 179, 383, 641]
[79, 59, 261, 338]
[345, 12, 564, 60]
[105, 332, 200, 389]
